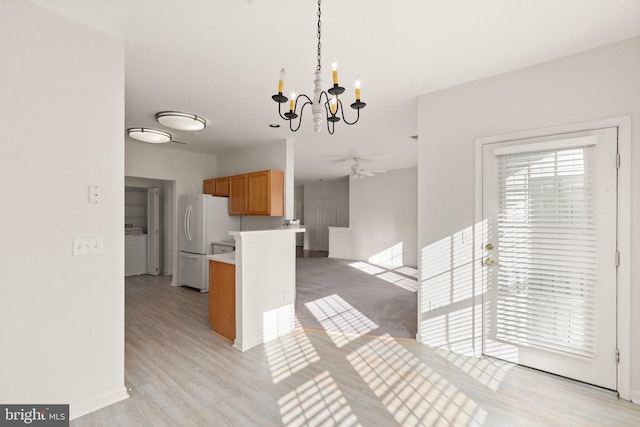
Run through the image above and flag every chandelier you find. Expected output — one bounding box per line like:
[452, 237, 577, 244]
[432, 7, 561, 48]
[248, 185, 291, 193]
[271, 0, 365, 135]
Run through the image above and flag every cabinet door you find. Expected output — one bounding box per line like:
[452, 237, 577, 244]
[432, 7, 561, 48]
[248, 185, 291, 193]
[209, 261, 236, 341]
[203, 179, 215, 195]
[247, 170, 284, 216]
[228, 174, 248, 215]
[247, 171, 270, 215]
[214, 177, 230, 197]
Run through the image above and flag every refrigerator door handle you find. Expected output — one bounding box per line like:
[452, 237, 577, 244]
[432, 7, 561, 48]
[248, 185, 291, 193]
[182, 205, 191, 242]
[187, 205, 193, 242]
[181, 252, 200, 259]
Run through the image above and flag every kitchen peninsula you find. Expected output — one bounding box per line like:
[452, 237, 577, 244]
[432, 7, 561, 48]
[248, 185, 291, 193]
[207, 226, 304, 351]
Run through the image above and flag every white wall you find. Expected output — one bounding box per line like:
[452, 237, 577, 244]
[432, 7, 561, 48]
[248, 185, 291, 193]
[217, 139, 294, 230]
[417, 37, 640, 399]
[0, 0, 127, 418]
[125, 142, 218, 283]
[329, 168, 418, 267]
[232, 230, 298, 351]
[303, 178, 350, 250]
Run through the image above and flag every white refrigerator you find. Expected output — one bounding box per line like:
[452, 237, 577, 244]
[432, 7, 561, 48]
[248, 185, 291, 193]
[178, 194, 240, 293]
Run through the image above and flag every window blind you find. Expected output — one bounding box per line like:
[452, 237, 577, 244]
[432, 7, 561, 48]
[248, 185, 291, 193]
[494, 147, 597, 358]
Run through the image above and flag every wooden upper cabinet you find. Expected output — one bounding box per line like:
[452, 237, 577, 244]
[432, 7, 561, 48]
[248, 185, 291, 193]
[228, 174, 249, 215]
[214, 177, 229, 197]
[248, 170, 284, 216]
[203, 178, 216, 195]
[204, 177, 230, 197]
[220, 169, 284, 216]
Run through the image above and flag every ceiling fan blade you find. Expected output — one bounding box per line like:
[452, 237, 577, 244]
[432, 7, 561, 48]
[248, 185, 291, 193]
[361, 171, 375, 176]
[171, 140, 187, 144]
[369, 169, 386, 173]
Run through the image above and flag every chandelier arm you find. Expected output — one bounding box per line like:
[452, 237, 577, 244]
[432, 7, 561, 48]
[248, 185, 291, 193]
[317, 90, 330, 105]
[289, 96, 313, 132]
[323, 102, 336, 135]
[277, 101, 290, 121]
[339, 100, 361, 125]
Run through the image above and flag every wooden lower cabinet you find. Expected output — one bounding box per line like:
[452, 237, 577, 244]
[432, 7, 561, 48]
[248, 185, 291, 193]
[209, 260, 236, 342]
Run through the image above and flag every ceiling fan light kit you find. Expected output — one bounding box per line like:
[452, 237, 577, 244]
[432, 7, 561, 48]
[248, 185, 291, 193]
[126, 128, 172, 144]
[349, 158, 385, 179]
[271, 0, 366, 135]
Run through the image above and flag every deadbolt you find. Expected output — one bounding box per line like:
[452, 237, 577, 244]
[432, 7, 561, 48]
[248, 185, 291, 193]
[485, 243, 494, 250]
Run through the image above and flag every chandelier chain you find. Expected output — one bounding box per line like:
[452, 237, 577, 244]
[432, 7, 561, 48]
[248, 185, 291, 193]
[316, 0, 322, 71]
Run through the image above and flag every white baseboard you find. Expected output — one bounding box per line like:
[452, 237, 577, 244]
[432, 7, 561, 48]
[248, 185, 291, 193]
[629, 390, 640, 405]
[233, 335, 263, 352]
[70, 386, 129, 420]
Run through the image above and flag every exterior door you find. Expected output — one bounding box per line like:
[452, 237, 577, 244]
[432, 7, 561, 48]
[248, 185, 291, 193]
[482, 127, 618, 390]
[147, 187, 160, 276]
[316, 198, 337, 251]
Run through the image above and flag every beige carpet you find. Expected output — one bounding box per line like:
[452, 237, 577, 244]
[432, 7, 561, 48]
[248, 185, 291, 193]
[295, 257, 418, 340]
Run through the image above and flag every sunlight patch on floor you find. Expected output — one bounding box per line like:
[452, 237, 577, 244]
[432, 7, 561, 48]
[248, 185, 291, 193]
[349, 261, 418, 293]
[279, 371, 361, 427]
[347, 335, 487, 426]
[349, 261, 386, 275]
[395, 266, 418, 278]
[263, 304, 296, 343]
[265, 328, 320, 384]
[377, 271, 418, 292]
[305, 295, 378, 348]
[434, 347, 512, 392]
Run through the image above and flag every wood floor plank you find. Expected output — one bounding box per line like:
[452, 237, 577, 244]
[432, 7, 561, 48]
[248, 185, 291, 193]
[71, 273, 640, 426]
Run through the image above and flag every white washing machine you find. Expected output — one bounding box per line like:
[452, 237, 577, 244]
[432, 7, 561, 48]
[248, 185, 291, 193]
[125, 227, 147, 276]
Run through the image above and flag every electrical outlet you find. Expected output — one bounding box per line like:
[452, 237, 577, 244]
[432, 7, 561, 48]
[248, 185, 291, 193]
[89, 185, 102, 204]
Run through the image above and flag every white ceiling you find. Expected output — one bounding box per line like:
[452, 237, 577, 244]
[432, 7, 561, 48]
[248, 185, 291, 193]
[27, 0, 640, 184]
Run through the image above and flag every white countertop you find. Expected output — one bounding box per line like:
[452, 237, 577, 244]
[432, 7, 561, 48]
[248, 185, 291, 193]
[211, 240, 236, 247]
[206, 252, 235, 265]
[229, 227, 305, 238]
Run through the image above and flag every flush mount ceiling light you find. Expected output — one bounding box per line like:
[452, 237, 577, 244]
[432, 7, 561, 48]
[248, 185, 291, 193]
[271, 0, 366, 135]
[155, 111, 206, 131]
[127, 128, 172, 144]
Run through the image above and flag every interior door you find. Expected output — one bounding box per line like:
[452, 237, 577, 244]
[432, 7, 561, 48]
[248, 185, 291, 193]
[482, 127, 618, 390]
[147, 187, 160, 276]
[316, 198, 337, 251]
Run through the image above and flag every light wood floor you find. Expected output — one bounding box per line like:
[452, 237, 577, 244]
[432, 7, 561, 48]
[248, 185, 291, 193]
[72, 274, 640, 426]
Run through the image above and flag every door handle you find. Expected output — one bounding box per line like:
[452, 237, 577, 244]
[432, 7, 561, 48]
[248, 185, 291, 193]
[485, 257, 496, 266]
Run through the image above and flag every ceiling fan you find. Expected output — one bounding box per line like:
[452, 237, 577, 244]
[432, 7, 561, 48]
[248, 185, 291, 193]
[349, 158, 386, 180]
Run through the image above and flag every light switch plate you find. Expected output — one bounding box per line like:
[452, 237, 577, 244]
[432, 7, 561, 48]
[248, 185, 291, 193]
[73, 238, 104, 255]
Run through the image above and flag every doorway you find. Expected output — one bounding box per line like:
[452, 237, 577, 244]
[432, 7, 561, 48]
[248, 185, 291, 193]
[475, 118, 632, 397]
[316, 198, 337, 251]
[124, 176, 175, 276]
